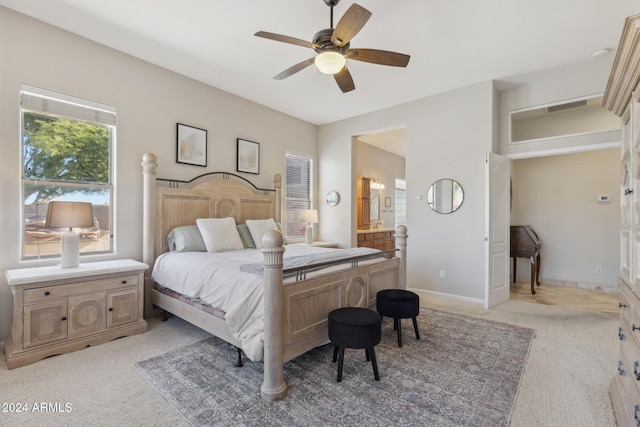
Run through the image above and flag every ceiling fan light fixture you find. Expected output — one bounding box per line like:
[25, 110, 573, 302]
[315, 51, 346, 75]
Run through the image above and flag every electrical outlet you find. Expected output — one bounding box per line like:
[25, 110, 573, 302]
[595, 265, 603, 274]
[439, 270, 446, 279]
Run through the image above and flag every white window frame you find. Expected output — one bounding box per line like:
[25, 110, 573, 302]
[395, 178, 406, 227]
[20, 84, 115, 261]
[285, 152, 313, 241]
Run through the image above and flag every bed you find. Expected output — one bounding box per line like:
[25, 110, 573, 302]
[141, 152, 408, 400]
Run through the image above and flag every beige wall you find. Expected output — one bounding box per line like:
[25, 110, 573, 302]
[319, 59, 621, 302]
[0, 7, 317, 340]
[497, 57, 621, 293]
[355, 142, 405, 228]
[510, 149, 620, 291]
[319, 81, 495, 301]
[511, 103, 620, 143]
[498, 60, 621, 157]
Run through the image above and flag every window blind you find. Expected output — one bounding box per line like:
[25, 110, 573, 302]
[285, 153, 312, 239]
[21, 86, 116, 126]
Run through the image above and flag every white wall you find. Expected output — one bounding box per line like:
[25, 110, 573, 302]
[319, 81, 495, 301]
[511, 103, 620, 142]
[319, 59, 620, 302]
[497, 56, 621, 293]
[355, 142, 405, 228]
[0, 7, 317, 341]
[510, 149, 620, 291]
[498, 59, 621, 157]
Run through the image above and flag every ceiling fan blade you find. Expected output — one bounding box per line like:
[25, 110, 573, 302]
[331, 4, 372, 47]
[255, 31, 317, 49]
[347, 48, 410, 67]
[334, 67, 355, 93]
[273, 57, 316, 80]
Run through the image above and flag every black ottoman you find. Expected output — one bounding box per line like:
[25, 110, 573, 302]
[376, 289, 420, 347]
[327, 307, 382, 382]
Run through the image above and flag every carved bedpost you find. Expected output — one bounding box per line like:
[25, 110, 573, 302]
[273, 174, 282, 225]
[260, 229, 287, 401]
[141, 153, 158, 318]
[395, 225, 408, 290]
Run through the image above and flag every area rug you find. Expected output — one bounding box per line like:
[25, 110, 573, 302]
[135, 308, 534, 426]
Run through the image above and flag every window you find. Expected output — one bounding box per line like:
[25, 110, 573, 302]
[285, 153, 312, 239]
[21, 85, 115, 260]
[395, 178, 406, 227]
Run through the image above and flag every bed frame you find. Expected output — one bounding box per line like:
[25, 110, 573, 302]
[141, 153, 407, 401]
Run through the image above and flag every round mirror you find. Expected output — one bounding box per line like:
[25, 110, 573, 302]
[427, 179, 464, 214]
[326, 191, 340, 206]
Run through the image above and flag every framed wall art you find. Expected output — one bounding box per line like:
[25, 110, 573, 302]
[177, 123, 207, 167]
[236, 138, 260, 174]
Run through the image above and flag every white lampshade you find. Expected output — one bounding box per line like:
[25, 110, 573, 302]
[46, 201, 95, 229]
[299, 209, 318, 244]
[315, 51, 346, 75]
[45, 201, 95, 268]
[299, 209, 318, 225]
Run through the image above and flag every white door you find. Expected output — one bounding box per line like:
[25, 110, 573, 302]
[484, 152, 510, 308]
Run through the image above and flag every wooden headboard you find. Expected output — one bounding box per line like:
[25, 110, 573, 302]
[141, 153, 282, 267]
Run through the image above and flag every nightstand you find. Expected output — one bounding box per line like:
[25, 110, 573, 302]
[289, 241, 340, 248]
[4, 259, 148, 369]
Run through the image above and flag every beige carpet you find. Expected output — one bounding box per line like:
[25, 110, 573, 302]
[0, 292, 618, 427]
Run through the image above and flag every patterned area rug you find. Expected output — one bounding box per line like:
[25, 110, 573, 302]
[135, 308, 534, 426]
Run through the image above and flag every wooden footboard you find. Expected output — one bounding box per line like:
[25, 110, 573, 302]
[281, 256, 400, 362]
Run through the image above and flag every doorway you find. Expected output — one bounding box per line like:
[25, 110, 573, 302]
[354, 128, 407, 233]
[509, 149, 620, 294]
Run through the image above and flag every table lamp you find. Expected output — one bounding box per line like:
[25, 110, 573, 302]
[45, 201, 95, 268]
[299, 209, 318, 244]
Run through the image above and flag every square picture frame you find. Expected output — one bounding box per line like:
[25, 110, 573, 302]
[177, 123, 207, 167]
[236, 138, 260, 174]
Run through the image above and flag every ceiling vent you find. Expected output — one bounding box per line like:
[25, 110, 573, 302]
[545, 99, 589, 114]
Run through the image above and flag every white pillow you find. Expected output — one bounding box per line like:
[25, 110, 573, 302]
[196, 217, 244, 253]
[245, 218, 278, 249]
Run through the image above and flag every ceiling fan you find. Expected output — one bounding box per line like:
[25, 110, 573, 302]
[254, 0, 410, 93]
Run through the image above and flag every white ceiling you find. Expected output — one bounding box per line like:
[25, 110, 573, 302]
[1, 0, 637, 131]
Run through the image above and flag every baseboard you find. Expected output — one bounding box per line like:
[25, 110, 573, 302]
[540, 279, 617, 294]
[399, 282, 615, 309]
[409, 287, 485, 305]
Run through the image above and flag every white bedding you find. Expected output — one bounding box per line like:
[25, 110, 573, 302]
[151, 245, 381, 361]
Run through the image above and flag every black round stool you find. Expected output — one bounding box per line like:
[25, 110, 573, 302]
[376, 289, 420, 347]
[327, 307, 382, 382]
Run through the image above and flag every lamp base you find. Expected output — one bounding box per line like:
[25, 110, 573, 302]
[60, 229, 80, 268]
[305, 225, 313, 245]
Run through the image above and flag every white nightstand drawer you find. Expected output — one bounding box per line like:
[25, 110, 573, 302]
[23, 274, 139, 304]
